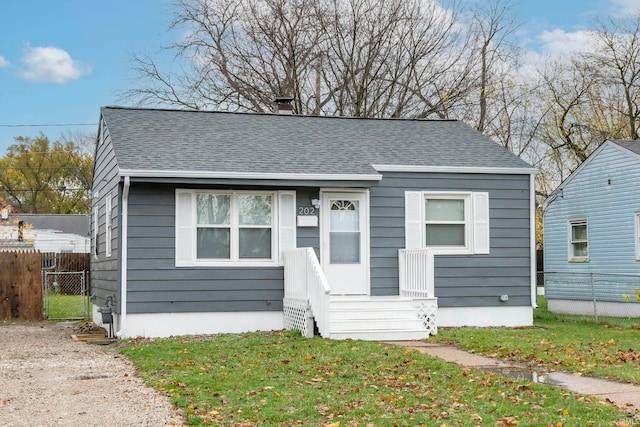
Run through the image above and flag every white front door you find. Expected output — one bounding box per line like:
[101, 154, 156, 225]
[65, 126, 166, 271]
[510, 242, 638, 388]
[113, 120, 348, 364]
[321, 191, 369, 295]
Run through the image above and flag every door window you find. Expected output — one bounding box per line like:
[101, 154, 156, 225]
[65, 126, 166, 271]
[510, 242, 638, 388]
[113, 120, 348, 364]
[329, 200, 360, 263]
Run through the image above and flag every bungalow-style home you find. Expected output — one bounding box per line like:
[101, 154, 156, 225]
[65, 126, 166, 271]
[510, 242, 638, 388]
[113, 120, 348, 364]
[543, 139, 640, 318]
[91, 103, 537, 340]
[0, 213, 90, 253]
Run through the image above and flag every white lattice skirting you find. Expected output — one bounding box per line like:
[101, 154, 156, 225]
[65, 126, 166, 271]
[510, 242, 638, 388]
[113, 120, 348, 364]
[415, 299, 438, 335]
[283, 298, 312, 337]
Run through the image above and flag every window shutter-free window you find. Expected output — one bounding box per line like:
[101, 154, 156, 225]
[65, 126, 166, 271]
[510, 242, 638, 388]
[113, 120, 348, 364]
[93, 205, 99, 258]
[635, 213, 640, 260]
[405, 191, 423, 249]
[175, 190, 194, 266]
[105, 193, 112, 257]
[569, 219, 588, 261]
[472, 192, 490, 254]
[278, 191, 296, 262]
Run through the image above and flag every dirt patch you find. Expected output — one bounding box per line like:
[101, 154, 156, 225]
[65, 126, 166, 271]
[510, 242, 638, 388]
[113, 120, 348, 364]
[0, 320, 184, 427]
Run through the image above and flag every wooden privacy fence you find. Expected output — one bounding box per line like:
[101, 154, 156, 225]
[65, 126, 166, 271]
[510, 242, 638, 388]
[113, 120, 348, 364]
[0, 251, 91, 320]
[0, 251, 43, 320]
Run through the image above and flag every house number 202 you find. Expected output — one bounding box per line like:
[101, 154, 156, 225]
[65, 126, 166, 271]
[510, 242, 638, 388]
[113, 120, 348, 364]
[298, 206, 316, 215]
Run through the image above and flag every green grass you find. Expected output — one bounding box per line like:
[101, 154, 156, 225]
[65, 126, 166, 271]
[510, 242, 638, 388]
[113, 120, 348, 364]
[122, 330, 637, 426]
[45, 293, 87, 319]
[431, 297, 640, 384]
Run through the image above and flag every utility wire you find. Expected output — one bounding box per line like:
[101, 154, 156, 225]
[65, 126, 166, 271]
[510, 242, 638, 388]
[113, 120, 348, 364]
[0, 123, 97, 127]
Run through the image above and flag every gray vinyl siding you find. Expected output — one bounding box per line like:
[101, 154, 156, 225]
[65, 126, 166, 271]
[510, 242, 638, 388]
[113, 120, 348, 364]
[126, 183, 286, 314]
[90, 120, 120, 309]
[543, 143, 640, 301]
[295, 187, 320, 257]
[370, 172, 532, 307]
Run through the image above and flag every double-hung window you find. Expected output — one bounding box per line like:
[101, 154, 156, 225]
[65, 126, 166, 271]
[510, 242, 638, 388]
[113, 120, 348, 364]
[424, 195, 470, 249]
[636, 213, 640, 261]
[196, 192, 273, 260]
[568, 219, 588, 261]
[105, 192, 112, 258]
[405, 191, 490, 255]
[176, 189, 296, 266]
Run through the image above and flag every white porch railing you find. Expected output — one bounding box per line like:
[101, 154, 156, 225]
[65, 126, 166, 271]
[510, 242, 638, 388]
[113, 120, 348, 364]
[398, 249, 435, 298]
[283, 248, 331, 338]
[399, 249, 438, 334]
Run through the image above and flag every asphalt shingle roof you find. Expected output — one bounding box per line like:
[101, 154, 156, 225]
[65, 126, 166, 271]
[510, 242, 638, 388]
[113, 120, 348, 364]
[100, 107, 533, 177]
[611, 139, 640, 156]
[8, 214, 89, 236]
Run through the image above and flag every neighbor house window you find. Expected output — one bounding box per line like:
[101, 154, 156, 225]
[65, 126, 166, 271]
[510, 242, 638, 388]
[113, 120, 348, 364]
[568, 219, 588, 261]
[176, 189, 296, 267]
[635, 213, 640, 260]
[405, 191, 490, 255]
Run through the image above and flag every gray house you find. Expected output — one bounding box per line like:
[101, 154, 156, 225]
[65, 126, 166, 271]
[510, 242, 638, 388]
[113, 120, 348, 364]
[543, 139, 640, 318]
[91, 105, 537, 340]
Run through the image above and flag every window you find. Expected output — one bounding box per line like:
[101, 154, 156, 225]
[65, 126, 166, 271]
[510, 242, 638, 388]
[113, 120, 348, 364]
[93, 205, 99, 258]
[635, 213, 640, 261]
[196, 192, 273, 260]
[405, 191, 489, 255]
[176, 189, 296, 266]
[424, 195, 470, 248]
[568, 219, 588, 261]
[105, 193, 112, 258]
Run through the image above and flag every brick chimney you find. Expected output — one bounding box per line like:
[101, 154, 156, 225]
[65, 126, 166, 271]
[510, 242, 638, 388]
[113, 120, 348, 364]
[273, 96, 294, 114]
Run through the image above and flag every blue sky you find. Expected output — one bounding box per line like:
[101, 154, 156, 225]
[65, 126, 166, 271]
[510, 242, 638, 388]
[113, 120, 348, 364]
[0, 0, 637, 155]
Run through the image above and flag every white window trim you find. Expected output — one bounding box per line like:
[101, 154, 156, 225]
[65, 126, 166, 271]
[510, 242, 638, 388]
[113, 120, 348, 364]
[105, 192, 112, 258]
[176, 189, 295, 267]
[635, 213, 640, 261]
[568, 218, 588, 262]
[424, 192, 473, 255]
[405, 191, 490, 255]
[93, 205, 99, 259]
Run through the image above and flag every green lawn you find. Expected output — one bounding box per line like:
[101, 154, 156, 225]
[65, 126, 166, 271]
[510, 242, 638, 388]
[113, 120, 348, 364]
[45, 293, 88, 320]
[122, 329, 637, 426]
[431, 297, 640, 384]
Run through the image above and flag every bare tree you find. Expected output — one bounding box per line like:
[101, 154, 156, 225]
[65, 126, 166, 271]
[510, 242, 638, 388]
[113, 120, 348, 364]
[585, 15, 640, 140]
[122, 0, 477, 118]
[466, 0, 519, 133]
[125, 0, 322, 113]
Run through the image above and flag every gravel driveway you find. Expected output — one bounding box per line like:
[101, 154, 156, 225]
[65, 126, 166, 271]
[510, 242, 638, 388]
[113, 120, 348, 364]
[0, 320, 184, 427]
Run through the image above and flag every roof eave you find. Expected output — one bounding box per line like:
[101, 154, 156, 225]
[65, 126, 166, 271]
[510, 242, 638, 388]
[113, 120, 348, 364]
[118, 168, 383, 181]
[372, 164, 537, 175]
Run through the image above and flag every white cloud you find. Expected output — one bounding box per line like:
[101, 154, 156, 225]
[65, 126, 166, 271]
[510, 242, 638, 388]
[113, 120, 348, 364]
[0, 56, 9, 68]
[538, 29, 594, 58]
[609, 0, 640, 16]
[19, 46, 91, 84]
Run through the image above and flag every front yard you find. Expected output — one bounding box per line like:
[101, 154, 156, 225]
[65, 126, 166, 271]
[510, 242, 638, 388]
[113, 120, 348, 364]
[121, 301, 640, 426]
[431, 297, 640, 385]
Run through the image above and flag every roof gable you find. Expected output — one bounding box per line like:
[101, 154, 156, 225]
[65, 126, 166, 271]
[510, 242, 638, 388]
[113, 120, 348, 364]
[543, 139, 640, 208]
[100, 106, 534, 179]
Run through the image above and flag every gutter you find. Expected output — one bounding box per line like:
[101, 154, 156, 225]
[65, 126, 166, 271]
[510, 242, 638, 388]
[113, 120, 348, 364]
[529, 173, 538, 310]
[116, 176, 130, 337]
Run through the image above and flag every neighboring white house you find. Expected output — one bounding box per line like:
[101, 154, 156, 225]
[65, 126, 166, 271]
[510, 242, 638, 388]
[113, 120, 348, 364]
[543, 139, 640, 318]
[0, 214, 90, 253]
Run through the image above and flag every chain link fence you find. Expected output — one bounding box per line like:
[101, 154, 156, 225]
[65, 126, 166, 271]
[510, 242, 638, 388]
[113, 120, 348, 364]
[543, 271, 640, 324]
[42, 270, 90, 320]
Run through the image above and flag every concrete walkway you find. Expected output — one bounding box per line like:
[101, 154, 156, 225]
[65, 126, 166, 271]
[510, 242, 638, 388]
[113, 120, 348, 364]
[387, 341, 640, 417]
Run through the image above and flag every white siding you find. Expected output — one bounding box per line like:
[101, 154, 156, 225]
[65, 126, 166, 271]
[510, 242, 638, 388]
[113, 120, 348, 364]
[544, 142, 640, 276]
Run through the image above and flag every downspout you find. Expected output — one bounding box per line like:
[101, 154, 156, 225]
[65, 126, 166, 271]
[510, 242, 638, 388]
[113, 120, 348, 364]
[116, 176, 130, 337]
[529, 173, 538, 309]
